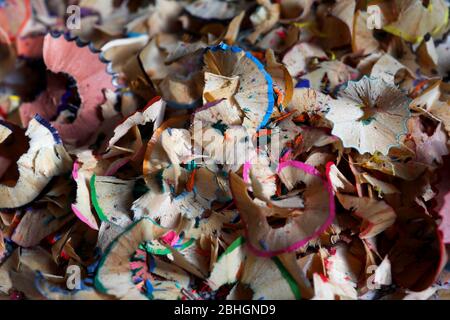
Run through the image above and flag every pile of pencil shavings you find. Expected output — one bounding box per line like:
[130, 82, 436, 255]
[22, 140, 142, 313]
[0, 0, 449, 300]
